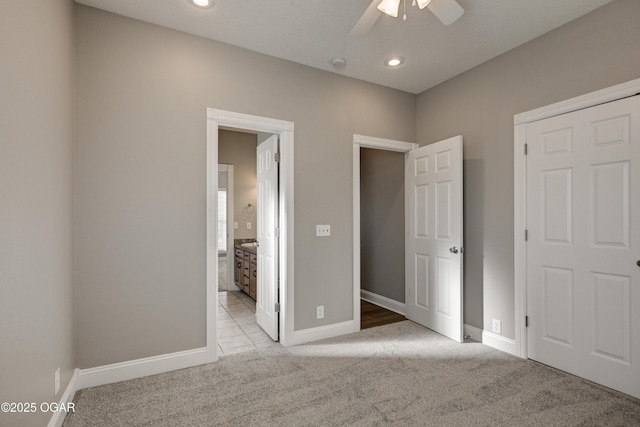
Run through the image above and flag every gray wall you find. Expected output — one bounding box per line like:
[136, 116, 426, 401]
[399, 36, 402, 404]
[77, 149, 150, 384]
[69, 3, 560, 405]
[360, 148, 405, 303]
[74, 5, 416, 368]
[0, 1, 75, 426]
[219, 130, 258, 240]
[416, 0, 640, 339]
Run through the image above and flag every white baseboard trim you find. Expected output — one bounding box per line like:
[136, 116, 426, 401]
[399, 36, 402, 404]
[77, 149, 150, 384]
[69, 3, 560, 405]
[76, 347, 207, 390]
[360, 290, 406, 315]
[47, 368, 79, 427]
[482, 330, 517, 355]
[287, 320, 356, 346]
[463, 324, 483, 342]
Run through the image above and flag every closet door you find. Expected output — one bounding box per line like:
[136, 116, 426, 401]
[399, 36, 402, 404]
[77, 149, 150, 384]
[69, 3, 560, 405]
[526, 95, 640, 398]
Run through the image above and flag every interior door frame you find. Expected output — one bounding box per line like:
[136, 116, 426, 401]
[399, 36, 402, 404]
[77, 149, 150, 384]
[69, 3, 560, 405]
[513, 77, 640, 359]
[207, 109, 295, 362]
[352, 134, 418, 330]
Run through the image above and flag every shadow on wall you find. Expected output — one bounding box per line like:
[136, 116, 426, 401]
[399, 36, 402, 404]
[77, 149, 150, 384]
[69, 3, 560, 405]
[463, 158, 484, 331]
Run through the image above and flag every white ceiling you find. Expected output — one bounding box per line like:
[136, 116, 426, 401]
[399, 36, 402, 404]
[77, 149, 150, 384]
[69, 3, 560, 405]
[75, 0, 614, 94]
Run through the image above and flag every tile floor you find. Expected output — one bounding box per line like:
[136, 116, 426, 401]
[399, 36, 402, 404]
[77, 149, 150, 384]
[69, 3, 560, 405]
[217, 291, 279, 356]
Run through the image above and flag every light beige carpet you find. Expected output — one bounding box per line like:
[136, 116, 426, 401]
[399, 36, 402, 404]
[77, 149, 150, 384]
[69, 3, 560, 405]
[64, 321, 640, 426]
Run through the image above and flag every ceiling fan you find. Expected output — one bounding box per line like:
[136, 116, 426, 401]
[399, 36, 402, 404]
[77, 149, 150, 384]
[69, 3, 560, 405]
[351, 0, 464, 36]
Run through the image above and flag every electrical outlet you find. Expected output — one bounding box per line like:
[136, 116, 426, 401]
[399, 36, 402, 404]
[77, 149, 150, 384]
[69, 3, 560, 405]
[54, 368, 60, 395]
[247, 222, 252, 230]
[492, 319, 502, 335]
[316, 305, 324, 319]
[316, 225, 331, 237]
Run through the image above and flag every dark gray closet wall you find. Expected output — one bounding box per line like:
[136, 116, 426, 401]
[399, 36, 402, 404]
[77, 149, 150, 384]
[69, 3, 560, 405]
[360, 148, 405, 303]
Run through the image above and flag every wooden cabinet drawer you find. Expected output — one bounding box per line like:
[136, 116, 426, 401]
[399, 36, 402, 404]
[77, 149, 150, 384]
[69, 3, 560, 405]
[232, 244, 257, 301]
[249, 265, 257, 299]
[234, 259, 243, 284]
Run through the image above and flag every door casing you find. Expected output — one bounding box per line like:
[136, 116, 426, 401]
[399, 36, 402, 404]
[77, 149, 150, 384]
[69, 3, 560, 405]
[513, 77, 640, 359]
[207, 109, 294, 362]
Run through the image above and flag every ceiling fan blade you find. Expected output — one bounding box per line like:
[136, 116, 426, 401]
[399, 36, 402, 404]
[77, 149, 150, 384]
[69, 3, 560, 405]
[427, 0, 464, 25]
[350, 0, 383, 37]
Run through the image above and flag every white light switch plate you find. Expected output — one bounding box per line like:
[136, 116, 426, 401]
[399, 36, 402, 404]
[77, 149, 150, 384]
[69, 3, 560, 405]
[316, 225, 331, 237]
[233, 222, 238, 229]
[247, 222, 252, 229]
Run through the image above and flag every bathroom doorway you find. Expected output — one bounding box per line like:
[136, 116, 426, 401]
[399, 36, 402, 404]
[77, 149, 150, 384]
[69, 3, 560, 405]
[206, 108, 295, 363]
[217, 131, 262, 356]
[215, 128, 282, 356]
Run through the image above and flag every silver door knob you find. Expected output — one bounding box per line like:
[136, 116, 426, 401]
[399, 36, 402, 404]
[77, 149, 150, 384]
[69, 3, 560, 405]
[449, 247, 459, 254]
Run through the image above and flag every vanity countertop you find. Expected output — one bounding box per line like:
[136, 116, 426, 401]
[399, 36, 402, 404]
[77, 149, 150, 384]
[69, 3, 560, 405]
[234, 240, 257, 254]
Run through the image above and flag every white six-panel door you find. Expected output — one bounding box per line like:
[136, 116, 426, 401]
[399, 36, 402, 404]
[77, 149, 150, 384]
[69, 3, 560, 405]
[256, 135, 279, 341]
[406, 136, 463, 342]
[526, 95, 640, 398]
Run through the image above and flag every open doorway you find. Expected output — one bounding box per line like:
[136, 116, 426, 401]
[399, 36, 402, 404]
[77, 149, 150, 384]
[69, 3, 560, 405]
[206, 109, 295, 363]
[216, 131, 270, 356]
[353, 133, 465, 342]
[359, 147, 407, 329]
[353, 135, 417, 331]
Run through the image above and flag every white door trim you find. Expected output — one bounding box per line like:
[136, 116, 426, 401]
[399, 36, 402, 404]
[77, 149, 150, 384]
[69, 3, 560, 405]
[513, 77, 640, 359]
[207, 109, 295, 362]
[353, 134, 418, 330]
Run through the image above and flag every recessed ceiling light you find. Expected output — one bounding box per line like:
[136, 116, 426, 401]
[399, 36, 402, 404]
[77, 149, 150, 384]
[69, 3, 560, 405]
[385, 57, 405, 67]
[189, 0, 214, 9]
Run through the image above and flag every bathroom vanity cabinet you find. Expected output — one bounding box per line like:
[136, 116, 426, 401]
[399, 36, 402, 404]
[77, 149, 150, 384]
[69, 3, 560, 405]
[234, 244, 257, 300]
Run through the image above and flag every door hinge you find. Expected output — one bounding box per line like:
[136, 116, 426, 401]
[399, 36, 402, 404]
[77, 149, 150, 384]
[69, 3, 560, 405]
[275, 227, 280, 238]
[275, 303, 280, 313]
[524, 143, 528, 155]
[525, 316, 529, 327]
[274, 152, 281, 163]
[525, 229, 528, 241]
